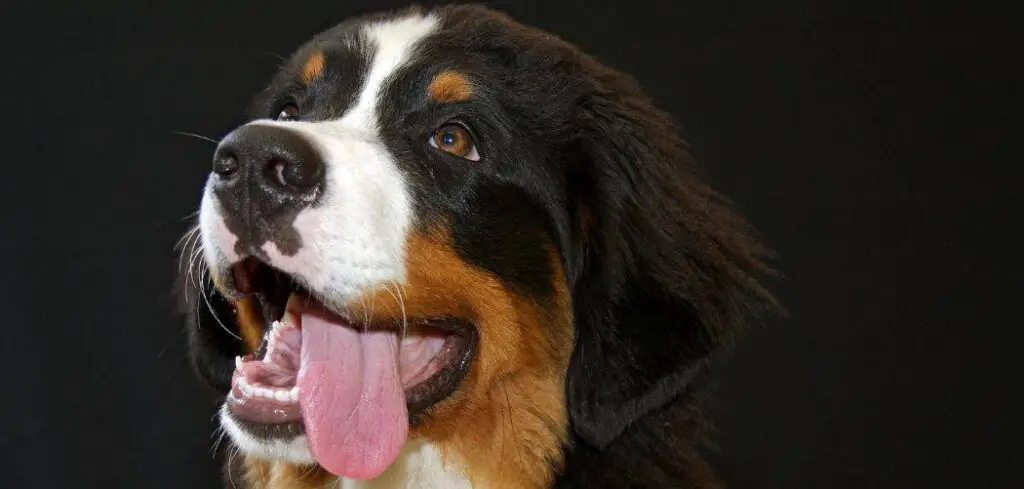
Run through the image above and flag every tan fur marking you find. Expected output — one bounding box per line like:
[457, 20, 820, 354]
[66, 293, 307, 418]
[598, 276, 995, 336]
[238, 227, 574, 488]
[242, 459, 333, 489]
[235, 296, 265, 352]
[428, 71, 473, 104]
[397, 229, 573, 489]
[301, 51, 325, 84]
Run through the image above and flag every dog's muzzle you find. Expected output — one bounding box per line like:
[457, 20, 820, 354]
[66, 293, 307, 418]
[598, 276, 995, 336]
[208, 124, 325, 257]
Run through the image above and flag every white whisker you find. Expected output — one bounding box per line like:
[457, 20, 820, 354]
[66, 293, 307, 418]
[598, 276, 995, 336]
[385, 280, 408, 341]
[176, 226, 201, 272]
[200, 266, 242, 341]
[170, 130, 221, 145]
[210, 421, 229, 455]
[187, 244, 205, 291]
[225, 443, 241, 488]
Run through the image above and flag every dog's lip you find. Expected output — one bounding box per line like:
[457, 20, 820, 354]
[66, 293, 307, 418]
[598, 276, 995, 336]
[231, 257, 262, 295]
[222, 281, 479, 437]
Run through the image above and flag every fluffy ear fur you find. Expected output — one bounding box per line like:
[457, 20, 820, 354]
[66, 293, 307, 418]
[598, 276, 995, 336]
[564, 58, 777, 449]
[176, 254, 243, 394]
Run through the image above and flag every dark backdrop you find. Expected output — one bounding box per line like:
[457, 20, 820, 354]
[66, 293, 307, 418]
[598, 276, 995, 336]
[3, 0, 1019, 488]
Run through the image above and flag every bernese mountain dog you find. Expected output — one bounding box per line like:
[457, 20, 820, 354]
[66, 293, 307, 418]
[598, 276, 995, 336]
[178, 4, 776, 488]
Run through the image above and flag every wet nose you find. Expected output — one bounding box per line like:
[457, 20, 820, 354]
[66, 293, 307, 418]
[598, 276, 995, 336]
[209, 124, 325, 254]
[211, 124, 324, 193]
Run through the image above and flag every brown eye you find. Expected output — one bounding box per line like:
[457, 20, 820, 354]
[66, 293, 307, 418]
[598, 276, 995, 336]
[428, 123, 480, 161]
[276, 104, 299, 121]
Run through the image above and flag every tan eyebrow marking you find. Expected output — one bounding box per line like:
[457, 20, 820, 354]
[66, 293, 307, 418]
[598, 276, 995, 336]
[301, 51, 325, 84]
[428, 70, 473, 104]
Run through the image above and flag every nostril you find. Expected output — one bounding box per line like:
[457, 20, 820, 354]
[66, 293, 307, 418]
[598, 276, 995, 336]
[265, 157, 323, 189]
[213, 152, 240, 178]
[268, 159, 289, 187]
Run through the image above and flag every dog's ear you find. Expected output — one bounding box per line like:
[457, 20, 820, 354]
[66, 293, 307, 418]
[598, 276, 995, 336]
[563, 61, 777, 448]
[175, 235, 244, 394]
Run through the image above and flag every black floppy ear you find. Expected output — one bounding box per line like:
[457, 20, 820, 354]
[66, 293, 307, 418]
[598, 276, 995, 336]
[175, 233, 244, 394]
[563, 64, 776, 448]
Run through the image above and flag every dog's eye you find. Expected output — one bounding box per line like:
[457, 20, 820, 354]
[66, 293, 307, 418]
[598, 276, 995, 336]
[428, 123, 480, 161]
[275, 104, 300, 122]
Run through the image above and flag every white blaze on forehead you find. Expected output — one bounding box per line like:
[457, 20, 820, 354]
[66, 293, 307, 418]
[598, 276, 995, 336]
[342, 13, 440, 132]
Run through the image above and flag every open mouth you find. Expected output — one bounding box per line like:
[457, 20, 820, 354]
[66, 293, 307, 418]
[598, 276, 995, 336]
[223, 257, 476, 478]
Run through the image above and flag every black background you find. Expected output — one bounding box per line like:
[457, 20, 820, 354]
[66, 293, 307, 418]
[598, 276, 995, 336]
[3, 0, 1019, 488]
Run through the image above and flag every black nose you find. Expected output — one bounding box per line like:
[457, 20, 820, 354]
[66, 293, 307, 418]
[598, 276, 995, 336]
[212, 124, 324, 191]
[209, 124, 325, 255]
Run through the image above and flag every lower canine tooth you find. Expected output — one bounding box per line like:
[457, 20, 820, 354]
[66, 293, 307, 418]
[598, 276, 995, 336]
[289, 386, 300, 401]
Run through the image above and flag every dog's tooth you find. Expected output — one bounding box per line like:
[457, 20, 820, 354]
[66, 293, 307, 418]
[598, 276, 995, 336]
[264, 337, 276, 362]
[274, 389, 290, 402]
[282, 311, 298, 328]
[290, 386, 300, 402]
[235, 356, 243, 370]
[239, 379, 253, 397]
[256, 387, 272, 398]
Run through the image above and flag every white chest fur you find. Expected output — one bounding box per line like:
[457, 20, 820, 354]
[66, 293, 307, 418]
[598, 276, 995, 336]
[336, 441, 473, 489]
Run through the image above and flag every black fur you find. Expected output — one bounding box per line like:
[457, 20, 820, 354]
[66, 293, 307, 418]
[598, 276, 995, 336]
[555, 39, 778, 485]
[178, 273, 242, 394]
[179, 4, 777, 488]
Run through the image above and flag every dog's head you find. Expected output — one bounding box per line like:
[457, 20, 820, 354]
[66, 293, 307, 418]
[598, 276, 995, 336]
[180, 5, 773, 487]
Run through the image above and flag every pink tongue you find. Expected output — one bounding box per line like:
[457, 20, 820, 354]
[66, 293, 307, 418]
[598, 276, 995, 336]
[298, 312, 408, 480]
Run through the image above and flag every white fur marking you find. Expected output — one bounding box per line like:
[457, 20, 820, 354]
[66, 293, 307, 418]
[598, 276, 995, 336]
[343, 14, 440, 133]
[336, 441, 473, 489]
[220, 405, 316, 465]
[253, 118, 412, 305]
[198, 193, 240, 265]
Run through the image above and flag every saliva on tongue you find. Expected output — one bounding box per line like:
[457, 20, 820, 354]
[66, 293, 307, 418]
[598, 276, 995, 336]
[298, 309, 408, 480]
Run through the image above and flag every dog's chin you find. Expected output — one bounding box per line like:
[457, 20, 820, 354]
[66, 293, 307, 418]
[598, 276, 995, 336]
[220, 404, 318, 466]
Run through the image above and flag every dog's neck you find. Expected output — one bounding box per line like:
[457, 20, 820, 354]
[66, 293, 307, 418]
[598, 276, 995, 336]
[238, 441, 473, 489]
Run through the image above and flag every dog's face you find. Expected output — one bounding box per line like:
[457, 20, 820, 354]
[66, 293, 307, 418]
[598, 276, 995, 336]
[181, 5, 772, 488]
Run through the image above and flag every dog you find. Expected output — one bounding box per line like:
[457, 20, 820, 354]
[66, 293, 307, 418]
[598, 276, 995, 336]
[179, 4, 776, 488]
